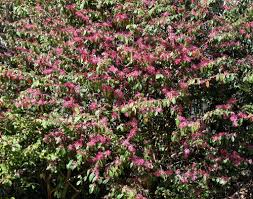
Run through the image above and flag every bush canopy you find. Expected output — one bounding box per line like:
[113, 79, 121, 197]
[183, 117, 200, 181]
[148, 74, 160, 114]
[0, 0, 253, 198]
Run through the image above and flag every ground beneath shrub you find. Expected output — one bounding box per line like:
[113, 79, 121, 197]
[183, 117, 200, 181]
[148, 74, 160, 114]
[226, 180, 253, 199]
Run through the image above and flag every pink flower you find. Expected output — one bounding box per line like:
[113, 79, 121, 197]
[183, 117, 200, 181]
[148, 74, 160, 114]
[73, 36, 83, 43]
[216, 104, 231, 110]
[114, 89, 124, 99]
[230, 114, 238, 127]
[154, 170, 164, 177]
[100, 117, 108, 126]
[142, 0, 155, 6]
[129, 118, 138, 128]
[127, 128, 137, 139]
[89, 102, 98, 111]
[63, 97, 77, 108]
[37, 99, 46, 105]
[238, 112, 248, 119]
[144, 161, 153, 169]
[131, 156, 145, 166]
[104, 150, 111, 157]
[108, 65, 118, 73]
[102, 85, 112, 92]
[179, 121, 189, 128]
[43, 68, 54, 75]
[183, 148, 190, 159]
[154, 169, 173, 177]
[164, 170, 174, 175]
[128, 145, 136, 153]
[182, 55, 191, 62]
[245, 34, 251, 39]
[35, 4, 43, 12]
[146, 65, 156, 75]
[75, 11, 89, 22]
[122, 139, 130, 146]
[179, 81, 188, 90]
[111, 112, 119, 119]
[64, 82, 76, 89]
[68, 144, 75, 151]
[191, 174, 197, 181]
[136, 194, 147, 199]
[178, 116, 186, 122]
[92, 152, 104, 162]
[87, 135, 110, 147]
[43, 135, 50, 143]
[230, 151, 243, 166]
[24, 23, 35, 30]
[127, 70, 141, 78]
[65, 4, 76, 10]
[227, 98, 237, 104]
[155, 107, 163, 113]
[180, 176, 188, 184]
[175, 169, 181, 175]
[174, 58, 181, 65]
[99, 136, 107, 144]
[73, 139, 83, 150]
[212, 132, 225, 142]
[87, 140, 96, 147]
[55, 48, 63, 55]
[162, 88, 178, 99]
[114, 13, 128, 22]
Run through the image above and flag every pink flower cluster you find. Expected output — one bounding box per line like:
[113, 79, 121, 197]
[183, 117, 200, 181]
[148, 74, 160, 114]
[15, 88, 55, 108]
[131, 156, 153, 169]
[175, 167, 209, 184]
[91, 150, 111, 162]
[87, 135, 111, 147]
[177, 116, 196, 129]
[219, 149, 245, 166]
[154, 169, 174, 177]
[68, 138, 84, 151]
[1, 69, 24, 81]
[63, 97, 78, 109]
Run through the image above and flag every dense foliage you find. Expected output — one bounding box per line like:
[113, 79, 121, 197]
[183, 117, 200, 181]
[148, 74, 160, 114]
[0, 0, 253, 198]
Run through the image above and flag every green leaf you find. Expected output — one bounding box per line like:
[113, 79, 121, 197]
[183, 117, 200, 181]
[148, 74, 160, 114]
[66, 160, 75, 170]
[89, 173, 96, 182]
[117, 193, 124, 199]
[171, 98, 176, 104]
[175, 118, 179, 127]
[121, 107, 128, 113]
[89, 184, 96, 194]
[156, 74, 164, 80]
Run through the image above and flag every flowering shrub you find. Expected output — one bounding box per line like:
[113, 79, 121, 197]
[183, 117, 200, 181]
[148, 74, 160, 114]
[0, 0, 253, 198]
